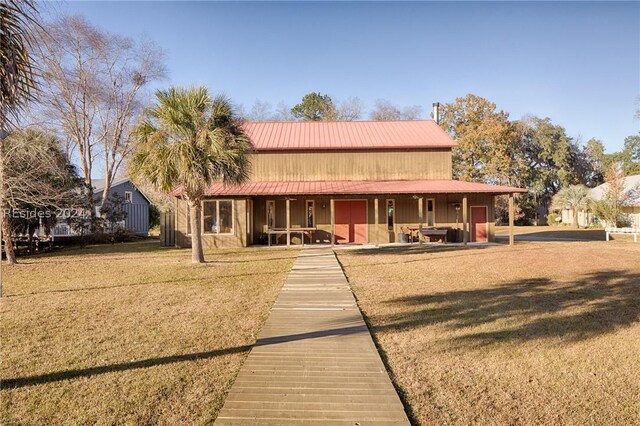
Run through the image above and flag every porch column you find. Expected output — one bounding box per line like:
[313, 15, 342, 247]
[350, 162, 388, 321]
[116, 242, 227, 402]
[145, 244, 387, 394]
[286, 198, 291, 247]
[374, 197, 379, 247]
[418, 196, 423, 245]
[330, 199, 335, 247]
[462, 194, 468, 245]
[509, 193, 515, 246]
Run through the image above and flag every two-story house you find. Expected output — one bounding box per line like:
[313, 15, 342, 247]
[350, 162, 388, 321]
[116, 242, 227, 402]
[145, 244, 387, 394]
[172, 113, 526, 248]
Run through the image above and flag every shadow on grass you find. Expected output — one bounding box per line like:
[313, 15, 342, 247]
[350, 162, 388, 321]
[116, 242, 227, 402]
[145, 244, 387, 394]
[374, 270, 640, 346]
[495, 228, 606, 241]
[340, 244, 548, 269]
[4, 269, 291, 298]
[17, 252, 296, 266]
[1, 345, 253, 389]
[347, 244, 480, 256]
[16, 241, 176, 264]
[1, 325, 369, 389]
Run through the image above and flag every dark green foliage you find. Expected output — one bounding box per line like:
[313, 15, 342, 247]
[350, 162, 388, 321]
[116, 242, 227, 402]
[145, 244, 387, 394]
[100, 193, 128, 225]
[148, 204, 161, 229]
[291, 92, 336, 121]
[55, 229, 141, 247]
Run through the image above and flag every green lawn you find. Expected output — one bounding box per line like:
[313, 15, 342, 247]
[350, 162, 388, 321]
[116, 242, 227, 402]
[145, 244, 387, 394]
[337, 241, 640, 426]
[0, 241, 297, 424]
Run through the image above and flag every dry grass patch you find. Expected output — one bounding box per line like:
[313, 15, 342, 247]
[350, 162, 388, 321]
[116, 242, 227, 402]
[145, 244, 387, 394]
[337, 242, 640, 426]
[1, 241, 297, 425]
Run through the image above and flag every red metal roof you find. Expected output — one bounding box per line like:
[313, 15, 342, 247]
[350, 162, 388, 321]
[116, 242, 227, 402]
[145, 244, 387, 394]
[203, 180, 527, 196]
[242, 120, 457, 151]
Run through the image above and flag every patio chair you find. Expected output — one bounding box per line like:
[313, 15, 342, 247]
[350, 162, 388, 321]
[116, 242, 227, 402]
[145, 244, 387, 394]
[400, 226, 417, 243]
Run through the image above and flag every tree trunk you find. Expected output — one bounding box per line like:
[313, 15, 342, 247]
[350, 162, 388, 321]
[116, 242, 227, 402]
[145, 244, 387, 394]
[85, 178, 97, 233]
[0, 134, 16, 265]
[27, 223, 33, 255]
[2, 218, 16, 265]
[189, 200, 205, 263]
[574, 208, 580, 229]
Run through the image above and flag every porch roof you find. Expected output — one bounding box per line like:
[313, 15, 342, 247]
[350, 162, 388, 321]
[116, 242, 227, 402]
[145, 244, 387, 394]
[203, 180, 527, 196]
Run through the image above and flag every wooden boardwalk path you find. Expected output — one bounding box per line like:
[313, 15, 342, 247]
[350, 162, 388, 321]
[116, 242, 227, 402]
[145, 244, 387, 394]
[215, 248, 410, 425]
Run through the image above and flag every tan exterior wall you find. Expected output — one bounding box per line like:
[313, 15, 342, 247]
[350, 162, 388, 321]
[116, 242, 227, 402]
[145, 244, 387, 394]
[627, 206, 640, 228]
[174, 194, 495, 248]
[175, 197, 248, 249]
[250, 194, 495, 245]
[248, 149, 452, 181]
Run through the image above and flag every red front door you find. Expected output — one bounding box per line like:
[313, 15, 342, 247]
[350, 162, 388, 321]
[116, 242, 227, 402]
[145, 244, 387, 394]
[335, 201, 351, 244]
[471, 206, 488, 242]
[334, 200, 368, 244]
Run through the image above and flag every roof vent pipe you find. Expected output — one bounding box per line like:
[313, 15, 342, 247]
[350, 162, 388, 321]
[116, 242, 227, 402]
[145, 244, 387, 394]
[432, 102, 440, 124]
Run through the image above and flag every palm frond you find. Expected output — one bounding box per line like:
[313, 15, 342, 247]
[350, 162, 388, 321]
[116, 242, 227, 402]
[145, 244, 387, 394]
[0, 0, 39, 125]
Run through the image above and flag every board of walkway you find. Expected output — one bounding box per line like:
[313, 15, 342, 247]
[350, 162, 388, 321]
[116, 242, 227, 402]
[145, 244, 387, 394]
[215, 248, 410, 425]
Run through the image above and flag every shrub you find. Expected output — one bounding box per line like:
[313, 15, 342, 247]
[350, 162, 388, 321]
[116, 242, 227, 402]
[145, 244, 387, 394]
[149, 205, 161, 229]
[546, 213, 561, 226]
[52, 229, 140, 247]
[111, 228, 139, 243]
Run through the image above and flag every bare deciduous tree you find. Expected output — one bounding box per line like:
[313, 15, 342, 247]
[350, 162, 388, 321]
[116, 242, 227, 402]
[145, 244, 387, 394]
[370, 99, 423, 121]
[336, 97, 363, 121]
[274, 101, 293, 121]
[249, 99, 274, 121]
[36, 15, 165, 231]
[401, 104, 423, 120]
[370, 99, 401, 121]
[2, 128, 81, 264]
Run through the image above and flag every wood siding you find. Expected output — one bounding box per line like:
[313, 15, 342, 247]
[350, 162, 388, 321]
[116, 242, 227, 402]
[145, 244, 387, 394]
[160, 211, 175, 247]
[175, 198, 247, 248]
[97, 180, 150, 235]
[248, 149, 452, 181]
[249, 194, 495, 246]
[174, 193, 496, 248]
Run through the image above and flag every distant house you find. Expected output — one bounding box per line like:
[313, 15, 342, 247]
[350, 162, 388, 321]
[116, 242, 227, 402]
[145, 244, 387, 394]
[52, 177, 151, 237]
[167, 110, 526, 248]
[561, 175, 640, 228]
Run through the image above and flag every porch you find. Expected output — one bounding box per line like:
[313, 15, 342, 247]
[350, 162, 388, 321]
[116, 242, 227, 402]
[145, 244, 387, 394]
[173, 190, 520, 248]
[251, 193, 504, 246]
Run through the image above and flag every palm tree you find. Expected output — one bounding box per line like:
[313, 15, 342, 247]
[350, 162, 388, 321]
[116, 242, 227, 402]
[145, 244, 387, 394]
[1, 0, 39, 278]
[551, 185, 592, 228]
[1, 0, 39, 125]
[130, 86, 252, 263]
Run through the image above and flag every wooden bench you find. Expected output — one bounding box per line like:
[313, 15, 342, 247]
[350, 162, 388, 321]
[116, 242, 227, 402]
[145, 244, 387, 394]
[605, 227, 639, 242]
[419, 228, 448, 243]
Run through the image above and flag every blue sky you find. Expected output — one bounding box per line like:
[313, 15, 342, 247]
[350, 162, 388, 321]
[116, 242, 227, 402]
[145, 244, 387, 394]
[54, 1, 639, 152]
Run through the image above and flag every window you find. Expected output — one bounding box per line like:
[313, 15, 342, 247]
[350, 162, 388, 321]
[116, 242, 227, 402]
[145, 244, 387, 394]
[306, 200, 315, 227]
[386, 199, 395, 231]
[203, 200, 234, 235]
[266, 200, 275, 229]
[426, 198, 435, 227]
[124, 191, 132, 203]
[203, 201, 217, 233]
[219, 200, 233, 234]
